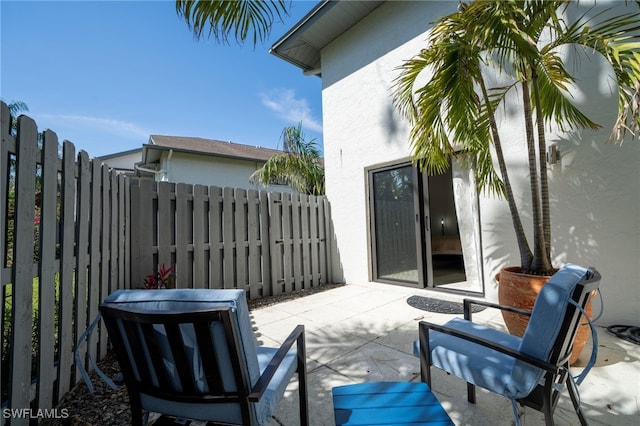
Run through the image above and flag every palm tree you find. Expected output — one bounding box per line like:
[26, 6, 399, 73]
[250, 122, 324, 195]
[175, 0, 289, 46]
[4, 100, 29, 135]
[393, 1, 640, 275]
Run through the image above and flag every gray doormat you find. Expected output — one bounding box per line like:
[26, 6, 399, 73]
[407, 295, 486, 314]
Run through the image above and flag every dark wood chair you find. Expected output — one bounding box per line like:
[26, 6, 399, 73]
[99, 289, 308, 426]
[415, 264, 601, 426]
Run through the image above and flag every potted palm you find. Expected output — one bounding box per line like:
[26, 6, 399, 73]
[393, 1, 639, 361]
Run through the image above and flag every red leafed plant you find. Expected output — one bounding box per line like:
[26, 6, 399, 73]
[144, 263, 175, 289]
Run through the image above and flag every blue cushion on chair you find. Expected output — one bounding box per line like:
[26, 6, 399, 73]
[511, 264, 590, 395]
[414, 264, 591, 400]
[519, 264, 589, 358]
[102, 289, 297, 425]
[414, 318, 529, 398]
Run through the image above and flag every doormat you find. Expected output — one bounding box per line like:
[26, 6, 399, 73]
[407, 295, 486, 314]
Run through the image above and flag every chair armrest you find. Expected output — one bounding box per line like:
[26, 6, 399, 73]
[419, 320, 561, 375]
[463, 299, 532, 321]
[249, 324, 305, 401]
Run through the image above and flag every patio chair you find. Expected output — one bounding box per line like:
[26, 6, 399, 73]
[99, 289, 308, 426]
[414, 264, 601, 426]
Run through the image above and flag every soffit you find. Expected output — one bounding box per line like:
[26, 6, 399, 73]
[270, 0, 385, 74]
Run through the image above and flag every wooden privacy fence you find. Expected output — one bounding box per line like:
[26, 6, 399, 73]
[130, 179, 333, 297]
[1, 100, 334, 423]
[0, 102, 130, 425]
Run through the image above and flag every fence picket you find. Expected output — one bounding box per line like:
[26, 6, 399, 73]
[282, 193, 293, 292]
[247, 190, 261, 298]
[291, 193, 302, 290]
[157, 181, 173, 276]
[223, 187, 235, 288]
[10, 115, 38, 425]
[259, 191, 272, 296]
[235, 188, 248, 292]
[57, 141, 76, 397]
[310, 195, 320, 287]
[193, 185, 206, 288]
[98, 166, 110, 356]
[209, 186, 222, 288]
[37, 129, 59, 409]
[318, 197, 327, 284]
[88, 162, 101, 367]
[74, 151, 91, 383]
[269, 192, 283, 295]
[109, 172, 118, 295]
[117, 174, 127, 290]
[301, 195, 311, 288]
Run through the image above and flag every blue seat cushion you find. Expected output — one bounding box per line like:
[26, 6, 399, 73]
[413, 264, 592, 400]
[413, 318, 532, 399]
[332, 382, 454, 425]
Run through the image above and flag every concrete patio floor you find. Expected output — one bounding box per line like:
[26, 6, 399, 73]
[249, 281, 640, 426]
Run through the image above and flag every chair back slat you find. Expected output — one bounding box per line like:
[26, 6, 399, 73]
[193, 321, 225, 395]
[139, 323, 173, 389]
[121, 321, 154, 385]
[164, 323, 198, 394]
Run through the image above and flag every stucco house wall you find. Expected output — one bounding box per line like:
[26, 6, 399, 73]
[317, 0, 639, 325]
[134, 135, 293, 192]
[98, 148, 142, 173]
[158, 150, 287, 191]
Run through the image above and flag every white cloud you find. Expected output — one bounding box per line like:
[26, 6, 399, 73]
[260, 88, 323, 133]
[38, 113, 150, 141]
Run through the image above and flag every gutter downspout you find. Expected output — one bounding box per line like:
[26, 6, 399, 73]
[134, 149, 173, 181]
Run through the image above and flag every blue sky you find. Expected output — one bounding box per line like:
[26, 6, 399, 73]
[1, 0, 323, 157]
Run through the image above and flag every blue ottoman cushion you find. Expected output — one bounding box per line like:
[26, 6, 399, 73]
[332, 382, 454, 425]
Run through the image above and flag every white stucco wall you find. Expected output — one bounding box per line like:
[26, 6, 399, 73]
[159, 151, 291, 193]
[320, 0, 639, 325]
[100, 150, 142, 172]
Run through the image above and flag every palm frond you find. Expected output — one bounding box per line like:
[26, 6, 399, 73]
[176, 0, 288, 46]
[250, 123, 324, 195]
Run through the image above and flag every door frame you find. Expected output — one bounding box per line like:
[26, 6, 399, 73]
[365, 158, 484, 294]
[366, 159, 426, 288]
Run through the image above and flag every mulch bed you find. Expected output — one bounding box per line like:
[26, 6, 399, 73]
[40, 284, 343, 425]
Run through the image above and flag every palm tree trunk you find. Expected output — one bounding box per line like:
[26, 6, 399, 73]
[521, 69, 551, 275]
[531, 65, 553, 271]
[479, 76, 533, 271]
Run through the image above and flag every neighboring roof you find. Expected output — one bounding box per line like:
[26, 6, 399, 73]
[270, 0, 384, 75]
[145, 135, 284, 163]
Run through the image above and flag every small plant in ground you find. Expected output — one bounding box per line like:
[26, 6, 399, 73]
[144, 264, 175, 289]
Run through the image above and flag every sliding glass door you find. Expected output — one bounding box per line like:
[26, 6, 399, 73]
[369, 164, 424, 285]
[368, 160, 482, 293]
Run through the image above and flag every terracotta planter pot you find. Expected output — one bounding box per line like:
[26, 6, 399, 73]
[497, 266, 591, 364]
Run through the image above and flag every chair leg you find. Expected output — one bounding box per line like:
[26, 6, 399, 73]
[567, 375, 589, 426]
[541, 380, 555, 426]
[467, 383, 476, 404]
[297, 333, 309, 426]
[129, 394, 144, 426]
[419, 322, 432, 386]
